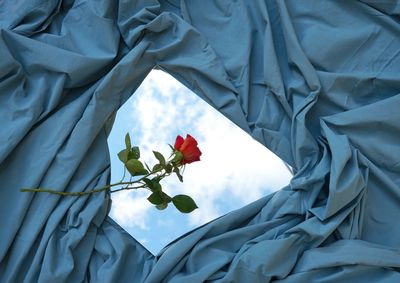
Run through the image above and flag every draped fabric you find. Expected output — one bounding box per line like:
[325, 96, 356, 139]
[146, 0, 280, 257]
[1, 0, 400, 282]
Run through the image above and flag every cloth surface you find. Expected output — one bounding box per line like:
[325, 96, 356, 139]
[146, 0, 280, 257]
[1, 0, 400, 282]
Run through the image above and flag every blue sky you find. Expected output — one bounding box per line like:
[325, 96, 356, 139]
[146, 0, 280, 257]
[107, 70, 292, 255]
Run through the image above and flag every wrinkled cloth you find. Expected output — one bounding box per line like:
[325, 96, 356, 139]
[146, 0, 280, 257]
[1, 0, 400, 282]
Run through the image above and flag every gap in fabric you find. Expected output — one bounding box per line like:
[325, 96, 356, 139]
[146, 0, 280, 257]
[107, 70, 292, 254]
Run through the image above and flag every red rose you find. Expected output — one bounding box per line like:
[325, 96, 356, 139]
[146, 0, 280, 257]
[174, 134, 202, 165]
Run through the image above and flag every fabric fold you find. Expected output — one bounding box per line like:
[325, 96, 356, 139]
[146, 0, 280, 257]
[1, 0, 400, 282]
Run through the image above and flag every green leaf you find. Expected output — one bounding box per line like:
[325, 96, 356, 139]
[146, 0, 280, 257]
[126, 159, 148, 176]
[155, 203, 168, 210]
[153, 151, 166, 166]
[142, 178, 152, 187]
[142, 178, 162, 192]
[152, 164, 163, 172]
[125, 133, 131, 150]
[151, 179, 162, 192]
[147, 192, 164, 205]
[173, 166, 183, 182]
[172, 195, 198, 213]
[128, 146, 140, 160]
[165, 164, 173, 174]
[117, 148, 129, 163]
[138, 168, 149, 175]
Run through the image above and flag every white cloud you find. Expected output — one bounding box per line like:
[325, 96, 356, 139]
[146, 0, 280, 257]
[172, 105, 292, 226]
[110, 70, 292, 239]
[110, 190, 152, 230]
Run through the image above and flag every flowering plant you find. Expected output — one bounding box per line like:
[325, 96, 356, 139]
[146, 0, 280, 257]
[21, 134, 201, 213]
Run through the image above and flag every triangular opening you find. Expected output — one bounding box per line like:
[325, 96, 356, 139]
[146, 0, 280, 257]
[107, 70, 292, 255]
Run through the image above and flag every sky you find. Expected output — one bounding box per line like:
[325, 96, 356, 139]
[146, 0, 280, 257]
[107, 70, 292, 255]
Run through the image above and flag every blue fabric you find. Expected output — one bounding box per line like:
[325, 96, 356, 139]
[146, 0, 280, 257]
[1, 0, 400, 282]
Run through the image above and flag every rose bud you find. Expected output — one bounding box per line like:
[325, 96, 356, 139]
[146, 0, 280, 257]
[174, 134, 202, 165]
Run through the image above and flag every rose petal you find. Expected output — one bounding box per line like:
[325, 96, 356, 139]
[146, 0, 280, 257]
[180, 135, 197, 151]
[174, 135, 184, 150]
[181, 145, 201, 164]
[186, 134, 198, 146]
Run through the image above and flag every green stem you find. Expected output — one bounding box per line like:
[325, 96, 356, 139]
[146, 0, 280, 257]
[20, 180, 139, 196]
[20, 161, 180, 196]
[110, 184, 147, 193]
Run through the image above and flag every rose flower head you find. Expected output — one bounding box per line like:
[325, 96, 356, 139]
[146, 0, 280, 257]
[174, 134, 202, 165]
